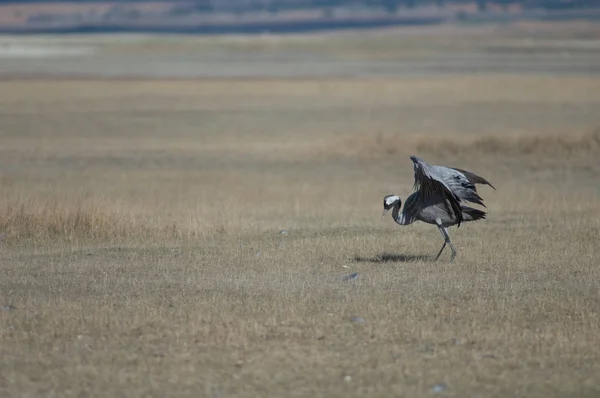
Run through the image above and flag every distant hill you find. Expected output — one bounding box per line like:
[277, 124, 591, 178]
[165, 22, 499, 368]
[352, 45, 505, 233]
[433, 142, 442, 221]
[0, 0, 599, 34]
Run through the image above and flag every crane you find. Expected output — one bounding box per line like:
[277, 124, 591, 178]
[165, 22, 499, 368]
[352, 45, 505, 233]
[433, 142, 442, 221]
[382, 156, 495, 262]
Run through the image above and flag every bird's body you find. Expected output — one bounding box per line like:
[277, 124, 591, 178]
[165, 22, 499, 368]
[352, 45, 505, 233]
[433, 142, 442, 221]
[393, 191, 486, 227]
[382, 156, 494, 262]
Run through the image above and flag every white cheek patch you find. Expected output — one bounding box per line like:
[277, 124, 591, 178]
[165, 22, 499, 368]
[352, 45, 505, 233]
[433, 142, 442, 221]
[385, 196, 399, 206]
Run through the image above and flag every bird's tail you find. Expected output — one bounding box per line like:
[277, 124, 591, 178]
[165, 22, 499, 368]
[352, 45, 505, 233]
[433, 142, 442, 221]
[460, 205, 487, 222]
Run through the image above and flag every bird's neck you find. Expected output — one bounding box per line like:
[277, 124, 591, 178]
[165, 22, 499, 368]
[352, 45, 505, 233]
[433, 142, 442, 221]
[392, 200, 414, 226]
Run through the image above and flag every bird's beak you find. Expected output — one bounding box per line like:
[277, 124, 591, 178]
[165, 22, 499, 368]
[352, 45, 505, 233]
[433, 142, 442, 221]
[381, 208, 389, 222]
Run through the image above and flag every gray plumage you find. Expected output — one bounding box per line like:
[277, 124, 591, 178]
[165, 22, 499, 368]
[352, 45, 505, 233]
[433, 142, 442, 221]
[382, 155, 495, 262]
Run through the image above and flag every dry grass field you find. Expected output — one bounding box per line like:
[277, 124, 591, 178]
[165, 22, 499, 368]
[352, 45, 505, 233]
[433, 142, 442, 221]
[1, 27, 600, 397]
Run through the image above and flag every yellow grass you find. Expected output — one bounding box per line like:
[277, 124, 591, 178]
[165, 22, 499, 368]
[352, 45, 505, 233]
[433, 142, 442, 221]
[1, 72, 600, 397]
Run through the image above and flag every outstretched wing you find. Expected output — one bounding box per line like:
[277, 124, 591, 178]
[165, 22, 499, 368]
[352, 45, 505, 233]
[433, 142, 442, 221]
[410, 156, 463, 227]
[450, 167, 496, 190]
[431, 165, 495, 208]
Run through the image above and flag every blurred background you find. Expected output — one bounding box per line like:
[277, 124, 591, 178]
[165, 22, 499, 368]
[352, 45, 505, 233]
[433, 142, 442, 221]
[1, 0, 600, 35]
[1, 0, 600, 78]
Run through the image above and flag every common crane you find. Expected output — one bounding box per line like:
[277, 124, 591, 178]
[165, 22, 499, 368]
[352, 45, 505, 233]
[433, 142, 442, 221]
[382, 156, 495, 262]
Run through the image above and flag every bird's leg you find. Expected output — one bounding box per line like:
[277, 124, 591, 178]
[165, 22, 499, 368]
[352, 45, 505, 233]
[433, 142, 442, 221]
[441, 226, 457, 263]
[435, 224, 457, 263]
[434, 240, 447, 261]
[434, 224, 447, 261]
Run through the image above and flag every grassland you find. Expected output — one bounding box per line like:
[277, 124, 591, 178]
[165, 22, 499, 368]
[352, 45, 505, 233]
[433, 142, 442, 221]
[2, 21, 600, 78]
[1, 27, 600, 397]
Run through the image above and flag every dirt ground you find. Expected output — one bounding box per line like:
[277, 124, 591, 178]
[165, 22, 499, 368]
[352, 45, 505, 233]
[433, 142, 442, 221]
[1, 23, 600, 398]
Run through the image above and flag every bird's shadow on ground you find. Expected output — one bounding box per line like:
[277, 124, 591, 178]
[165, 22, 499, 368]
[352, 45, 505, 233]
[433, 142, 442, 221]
[354, 252, 432, 263]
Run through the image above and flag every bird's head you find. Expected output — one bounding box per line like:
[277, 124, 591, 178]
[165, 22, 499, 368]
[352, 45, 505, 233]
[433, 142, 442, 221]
[381, 194, 401, 221]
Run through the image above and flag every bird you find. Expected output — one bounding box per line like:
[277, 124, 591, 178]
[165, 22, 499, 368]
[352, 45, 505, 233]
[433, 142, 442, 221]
[381, 155, 495, 262]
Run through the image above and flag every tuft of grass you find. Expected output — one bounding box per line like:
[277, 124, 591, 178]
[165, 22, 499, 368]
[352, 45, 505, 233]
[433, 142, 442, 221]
[416, 128, 600, 157]
[335, 128, 600, 160]
[0, 198, 140, 242]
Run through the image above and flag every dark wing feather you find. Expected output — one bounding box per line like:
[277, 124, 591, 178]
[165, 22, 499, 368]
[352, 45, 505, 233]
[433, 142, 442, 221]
[412, 161, 464, 227]
[430, 165, 495, 207]
[441, 171, 487, 207]
[450, 167, 496, 190]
